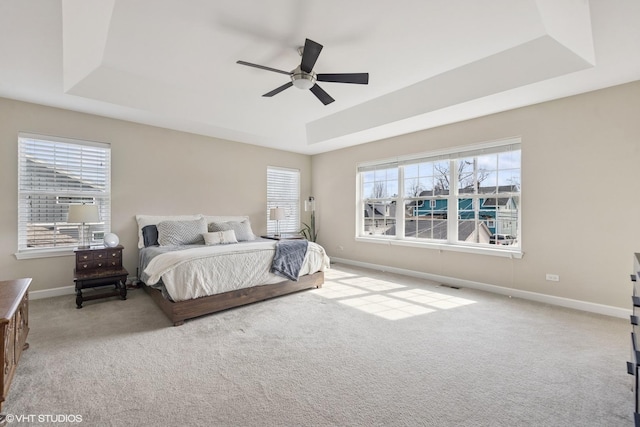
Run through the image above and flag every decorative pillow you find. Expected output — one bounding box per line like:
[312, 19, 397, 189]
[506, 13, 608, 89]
[142, 225, 159, 247]
[203, 230, 238, 245]
[202, 215, 249, 225]
[208, 219, 256, 241]
[136, 214, 202, 248]
[157, 218, 207, 246]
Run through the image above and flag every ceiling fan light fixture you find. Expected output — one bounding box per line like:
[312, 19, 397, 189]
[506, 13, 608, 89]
[291, 67, 316, 90]
[236, 38, 369, 104]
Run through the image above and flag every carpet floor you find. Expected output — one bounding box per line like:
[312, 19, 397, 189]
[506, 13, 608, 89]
[2, 263, 633, 426]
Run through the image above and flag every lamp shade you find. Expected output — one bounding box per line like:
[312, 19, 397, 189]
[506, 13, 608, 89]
[305, 196, 316, 212]
[67, 204, 100, 223]
[269, 207, 286, 221]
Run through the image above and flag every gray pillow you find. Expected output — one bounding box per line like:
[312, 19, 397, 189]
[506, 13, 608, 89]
[142, 225, 159, 247]
[208, 220, 256, 241]
[157, 218, 207, 246]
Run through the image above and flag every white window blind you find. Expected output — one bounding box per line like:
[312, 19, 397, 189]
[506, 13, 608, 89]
[17, 133, 111, 254]
[267, 166, 300, 234]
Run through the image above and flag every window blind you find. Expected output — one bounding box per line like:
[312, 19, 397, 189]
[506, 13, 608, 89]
[17, 133, 111, 252]
[358, 139, 521, 172]
[266, 166, 300, 234]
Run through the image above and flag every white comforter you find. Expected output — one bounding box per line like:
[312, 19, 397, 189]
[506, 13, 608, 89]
[143, 240, 330, 302]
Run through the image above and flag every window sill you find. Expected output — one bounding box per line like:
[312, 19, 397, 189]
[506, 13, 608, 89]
[355, 236, 524, 259]
[15, 247, 75, 260]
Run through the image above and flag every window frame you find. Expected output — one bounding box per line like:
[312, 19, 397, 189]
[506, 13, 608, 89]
[356, 138, 522, 258]
[266, 166, 300, 235]
[16, 133, 111, 259]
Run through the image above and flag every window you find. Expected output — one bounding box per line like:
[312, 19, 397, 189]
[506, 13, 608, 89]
[266, 166, 300, 235]
[17, 133, 111, 258]
[357, 139, 521, 256]
[361, 165, 398, 236]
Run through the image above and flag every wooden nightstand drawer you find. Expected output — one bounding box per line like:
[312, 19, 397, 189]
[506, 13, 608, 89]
[107, 249, 121, 257]
[76, 260, 98, 270]
[93, 248, 121, 260]
[92, 251, 121, 266]
[76, 258, 119, 270]
[105, 250, 122, 262]
[105, 259, 121, 268]
[77, 252, 93, 262]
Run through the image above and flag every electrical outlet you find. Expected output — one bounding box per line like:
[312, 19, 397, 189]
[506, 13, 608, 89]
[545, 274, 560, 282]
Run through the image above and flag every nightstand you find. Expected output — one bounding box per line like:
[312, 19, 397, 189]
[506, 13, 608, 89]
[73, 245, 128, 309]
[261, 234, 305, 240]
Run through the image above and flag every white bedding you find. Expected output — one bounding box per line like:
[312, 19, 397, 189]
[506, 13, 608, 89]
[142, 240, 330, 302]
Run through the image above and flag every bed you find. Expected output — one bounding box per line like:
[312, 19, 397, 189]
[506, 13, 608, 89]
[136, 214, 330, 325]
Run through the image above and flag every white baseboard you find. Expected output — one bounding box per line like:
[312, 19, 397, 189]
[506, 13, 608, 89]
[330, 257, 630, 319]
[29, 275, 138, 301]
[30, 286, 75, 300]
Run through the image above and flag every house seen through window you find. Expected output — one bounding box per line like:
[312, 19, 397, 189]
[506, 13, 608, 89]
[17, 133, 111, 256]
[358, 139, 521, 252]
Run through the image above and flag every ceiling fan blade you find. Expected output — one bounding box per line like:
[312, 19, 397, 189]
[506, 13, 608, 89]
[300, 38, 323, 73]
[309, 84, 335, 105]
[316, 73, 369, 85]
[236, 60, 291, 76]
[263, 82, 293, 97]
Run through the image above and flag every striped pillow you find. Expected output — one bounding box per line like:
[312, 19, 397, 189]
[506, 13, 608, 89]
[157, 218, 207, 246]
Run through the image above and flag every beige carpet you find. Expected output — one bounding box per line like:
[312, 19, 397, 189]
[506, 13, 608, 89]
[3, 264, 633, 426]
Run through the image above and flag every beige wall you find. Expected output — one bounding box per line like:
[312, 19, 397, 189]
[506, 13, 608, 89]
[2, 81, 639, 309]
[312, 81, 640, 309]
[0, 98, 311, 292]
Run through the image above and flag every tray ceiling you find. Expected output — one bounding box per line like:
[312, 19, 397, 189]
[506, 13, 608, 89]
[0, 0, 639, 154]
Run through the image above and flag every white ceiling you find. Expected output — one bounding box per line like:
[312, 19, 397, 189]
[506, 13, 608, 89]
[0, 0, 639, 155]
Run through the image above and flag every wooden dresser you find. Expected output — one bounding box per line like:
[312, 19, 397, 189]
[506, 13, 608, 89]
[0, 278, 30, 411]
[628, 253, 640, 424]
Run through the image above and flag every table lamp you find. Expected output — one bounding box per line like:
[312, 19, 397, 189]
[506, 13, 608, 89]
[269, 207, 286, 237]
[67, 204, 100, 248]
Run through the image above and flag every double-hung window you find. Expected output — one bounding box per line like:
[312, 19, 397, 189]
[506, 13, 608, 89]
[266, 166, 300, 235]
[357, 138, 521, 256]
[17, 133, 111, 258]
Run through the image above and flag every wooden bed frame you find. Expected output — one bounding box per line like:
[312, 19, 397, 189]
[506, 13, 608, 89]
[142, 271, 324, 326]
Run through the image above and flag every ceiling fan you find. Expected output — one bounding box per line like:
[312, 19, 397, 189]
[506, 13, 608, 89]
[237, 38, 369, 105]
